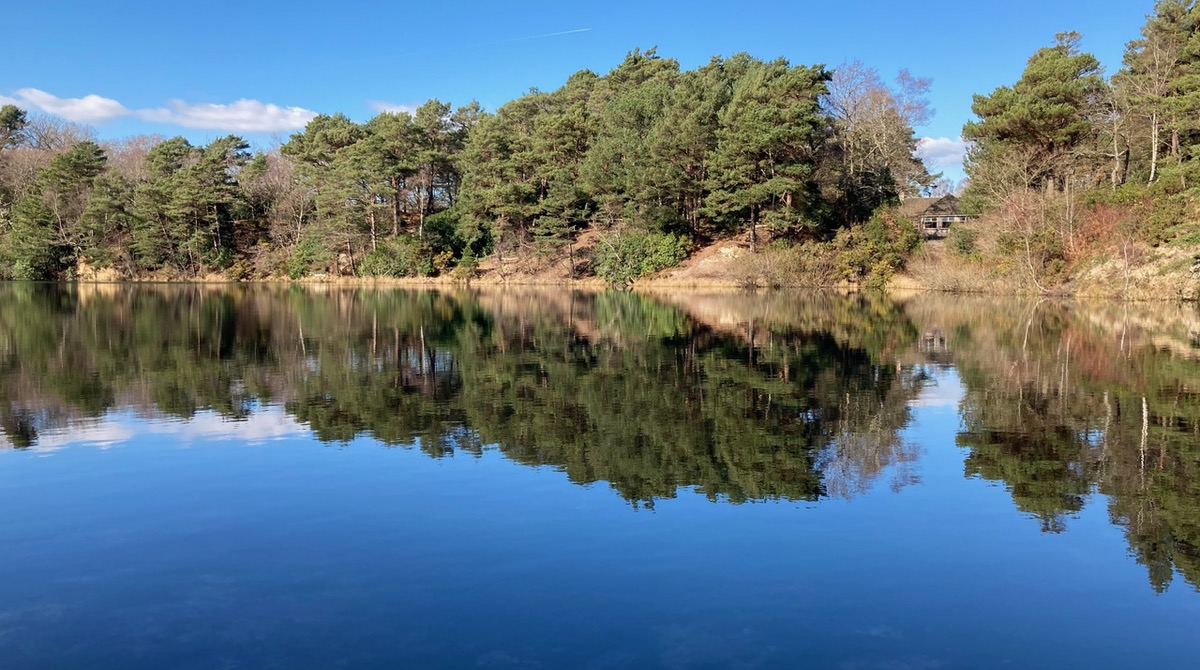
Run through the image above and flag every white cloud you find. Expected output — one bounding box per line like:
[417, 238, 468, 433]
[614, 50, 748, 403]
[917, 136, 970, 170]
[369, 100, 417, 115]
[138, 99, 317, 133]
[143, 408, 310, 444]
[0, 419, 135, 453]
[1, 407, 310, 454]
[2, 87, 317, 133]
[14, 88, 129, 123]
[910, 370, 965, 408]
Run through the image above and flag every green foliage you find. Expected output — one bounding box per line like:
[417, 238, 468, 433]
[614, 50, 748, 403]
[1144, 195, 1191, 245]
[593, 228, 688, 285]
[287, 235, 333, 279]
[460, 79, 593, 259]
[125, 135, 254, 274]
[947, 225, 979, 256]
[9, 193, 62, 279]
[580, 48, 679, 226]
[451, 250, 480, 280]
[6, 141, 107, 279]
[1112, 0, 1200, 186]
[964, 32, 1106, 197]
[1075, 182, 1194, 249]
[360, 236, 436, 277]
[958, 15, 1200, 286]
[0, 49, 939, 281]
[10, 259, 40, 281]
[830, 210, 922, 286]
[0, 104, 27, 147]
[423, 209, 468, 258]
[703, 59, 832, 245]
[81, 174, 136, 269]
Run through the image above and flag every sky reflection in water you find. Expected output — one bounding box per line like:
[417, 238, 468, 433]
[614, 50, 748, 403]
[2, 285, 1199, 669]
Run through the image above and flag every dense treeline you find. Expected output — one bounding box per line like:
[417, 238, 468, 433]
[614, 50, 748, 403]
[7, 6, 1200, 292]
[953, 1, 1200, 294]
[0, 50, 933, 283]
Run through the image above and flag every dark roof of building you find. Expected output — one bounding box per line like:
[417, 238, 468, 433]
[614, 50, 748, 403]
[897, 194, 963, 218]
[897, 197, 939, 218]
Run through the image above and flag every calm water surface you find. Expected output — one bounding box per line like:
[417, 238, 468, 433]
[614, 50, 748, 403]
[2, 284, 1199, 669]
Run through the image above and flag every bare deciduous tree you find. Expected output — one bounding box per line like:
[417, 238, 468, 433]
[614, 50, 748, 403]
[21, 113, 96, 152]
[825, 60, 934, 205]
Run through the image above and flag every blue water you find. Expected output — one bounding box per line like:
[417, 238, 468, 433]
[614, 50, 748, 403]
[1, 287, 1199, 668]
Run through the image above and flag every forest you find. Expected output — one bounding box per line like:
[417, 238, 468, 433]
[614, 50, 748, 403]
[0, 48, 933, 285]
[3, 2, 1200, 294]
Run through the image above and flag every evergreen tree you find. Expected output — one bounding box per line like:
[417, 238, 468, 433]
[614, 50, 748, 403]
[964, 32, 1108, 197]
[0, 104, 28, 148]
[8, 141, 106, 278]
[704, 59, 832, 249]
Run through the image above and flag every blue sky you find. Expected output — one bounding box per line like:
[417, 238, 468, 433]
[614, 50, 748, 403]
[3, 1, 1156, 178]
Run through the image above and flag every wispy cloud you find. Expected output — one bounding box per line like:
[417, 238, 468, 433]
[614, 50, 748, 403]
[917, 136, 970, 170]
[15, 88, 129, 123]
[139, 99, 317, 132]
[368, 100, 418, 115]
[3, 88, 317, 133]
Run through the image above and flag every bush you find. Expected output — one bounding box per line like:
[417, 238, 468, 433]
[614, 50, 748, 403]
[593, 228, 688, 285]
[1145, 196, 1188, 245]
[1085, 177, 1191, 246]
[360, 236, 435, 278]
[424, 209, 469, 257]
[732, 241, 836, 288]
[948, 226, 979, 256]
[11, 259, 36, 281]
[452, 250, 480, 281]
[830, 210, 922, 286]
[287, 235, 333, 279]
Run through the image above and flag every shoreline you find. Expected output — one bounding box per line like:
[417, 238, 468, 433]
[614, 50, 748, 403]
[22, 273, 1197, 303]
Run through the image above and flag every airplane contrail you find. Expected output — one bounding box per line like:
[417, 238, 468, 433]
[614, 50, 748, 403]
[488, 28, 593, 45]
[522, 28, 592, 39]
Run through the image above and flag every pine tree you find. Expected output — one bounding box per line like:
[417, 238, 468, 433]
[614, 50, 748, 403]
[704, 59, 832, 250]
[964, 32, 1108, 196]
[8, 141, 106, 278]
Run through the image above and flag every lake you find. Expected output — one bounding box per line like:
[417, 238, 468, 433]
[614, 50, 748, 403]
[2, 284, 1199, 669]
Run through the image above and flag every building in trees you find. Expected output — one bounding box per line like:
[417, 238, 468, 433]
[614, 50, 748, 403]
[897, 194, 967, 238]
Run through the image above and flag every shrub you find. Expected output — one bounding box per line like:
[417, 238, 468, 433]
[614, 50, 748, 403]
[593, 228, 688, 285]
[360, 236, 435, 278]
[451, 250, 480, 281]
[287, 235, 333, 279]
[11, 259, 36, 281]
[830, 210, 922, 285]
[948, 226, 978, 256]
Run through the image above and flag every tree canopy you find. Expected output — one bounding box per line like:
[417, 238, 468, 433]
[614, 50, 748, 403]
[0, 50, 935, 283]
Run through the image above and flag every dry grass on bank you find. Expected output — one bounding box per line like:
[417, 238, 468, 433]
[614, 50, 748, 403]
[898, 204, 1200, 301]
[898, 241, 1032, 295]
